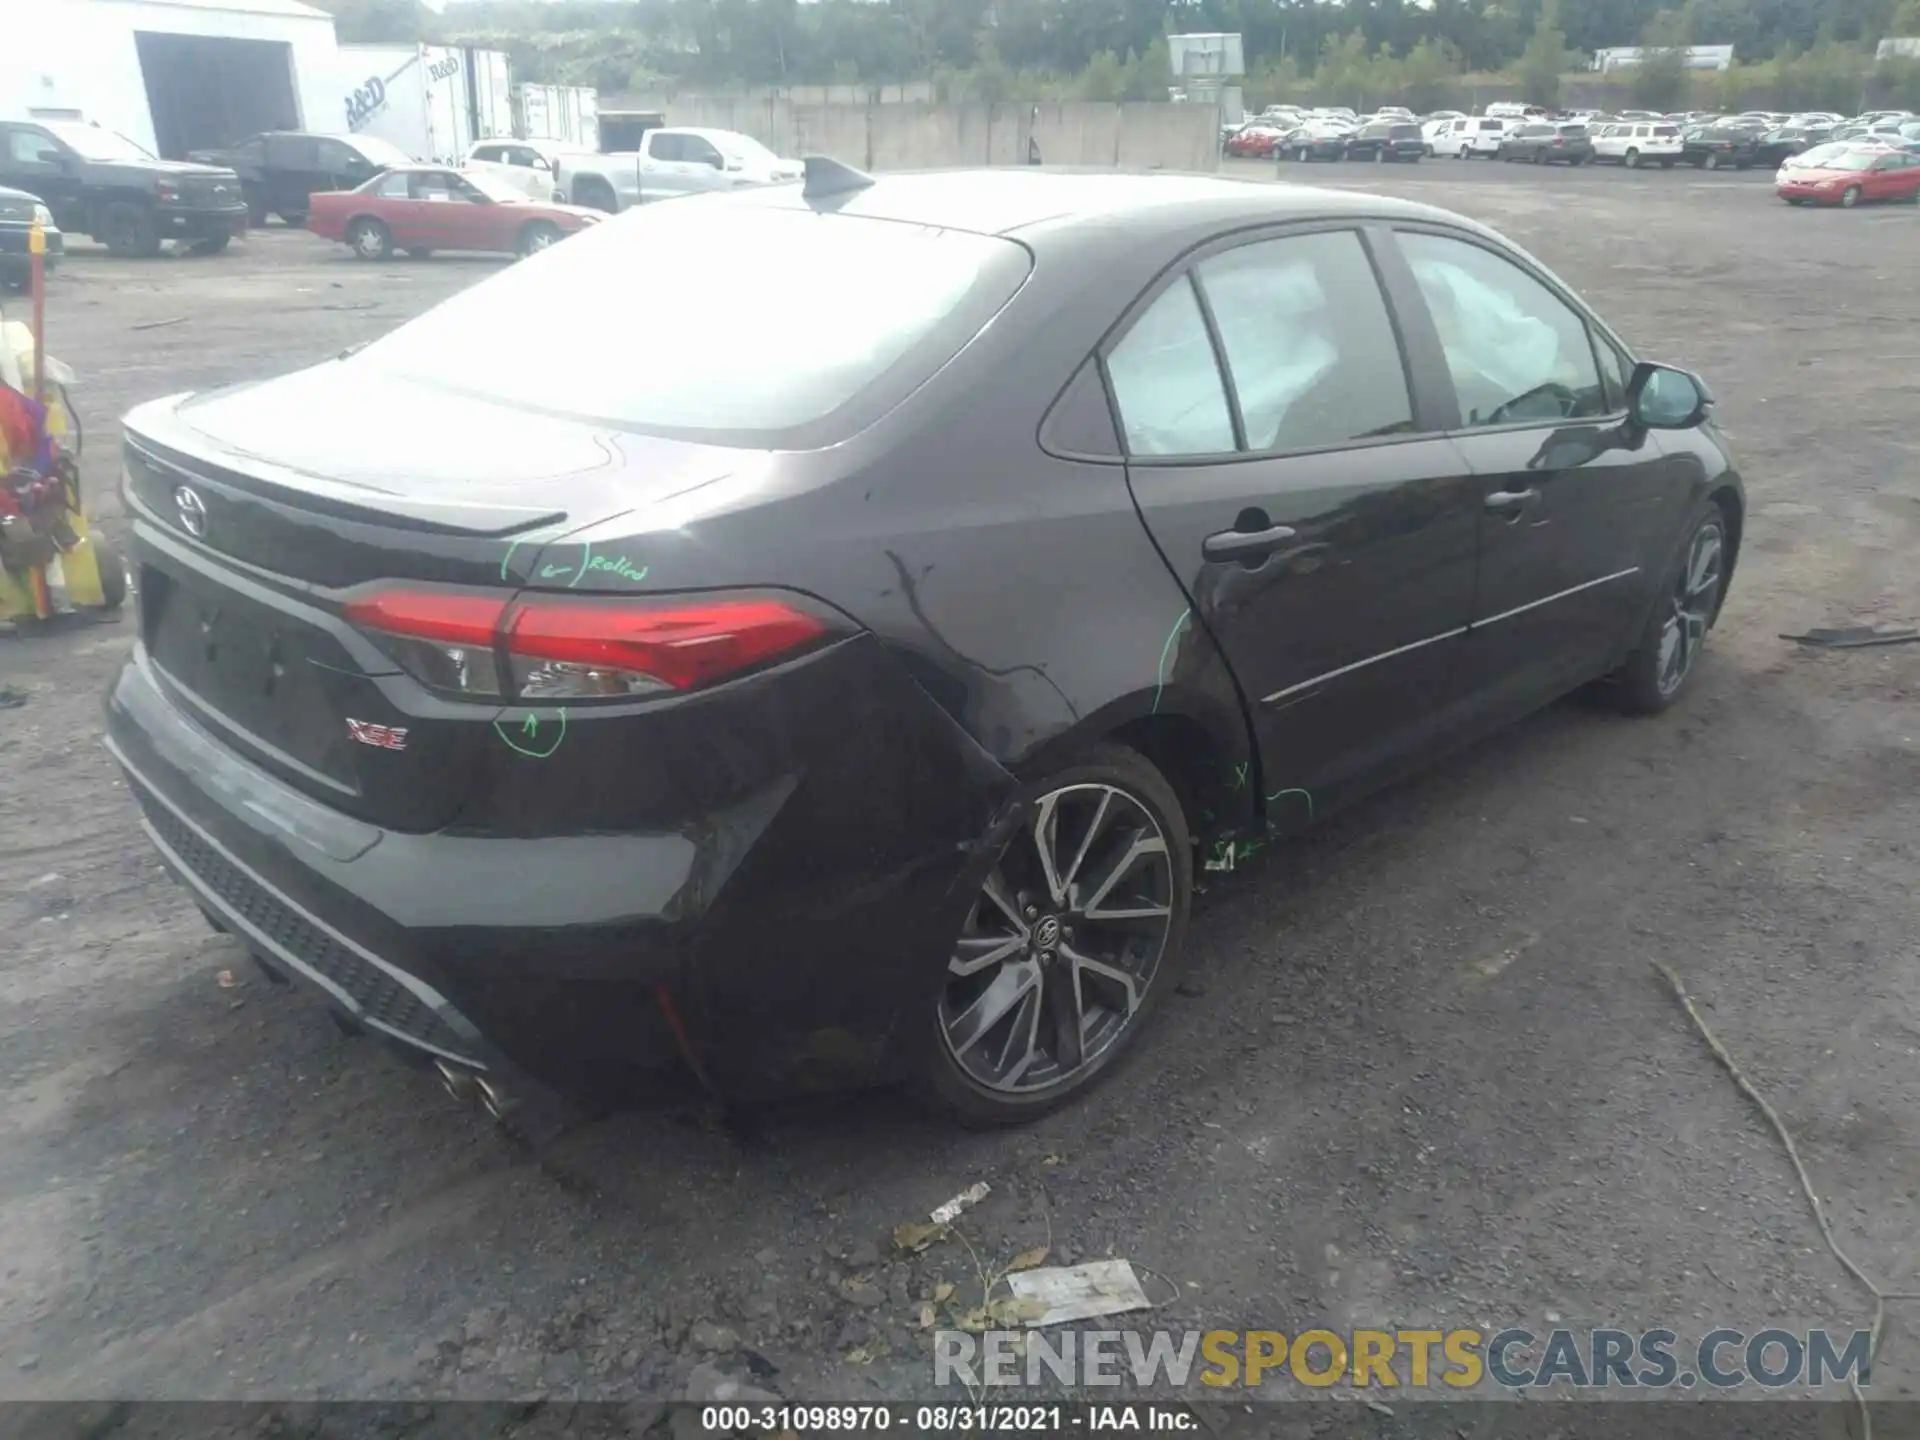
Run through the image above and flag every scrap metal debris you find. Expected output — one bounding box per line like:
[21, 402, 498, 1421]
[1780, 625, 1919, 649]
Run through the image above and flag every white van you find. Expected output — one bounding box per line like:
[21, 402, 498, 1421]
[1484, 102, 1551, 121]
[1441, 116, 1509, 157]
[1590, 120, 1683, 168]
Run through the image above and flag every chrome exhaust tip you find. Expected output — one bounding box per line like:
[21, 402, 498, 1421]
[434, 1059, 477, 1104]
[474, 1074, 509, 1122]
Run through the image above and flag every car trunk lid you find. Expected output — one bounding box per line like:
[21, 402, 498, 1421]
[123, 363, 744, 832]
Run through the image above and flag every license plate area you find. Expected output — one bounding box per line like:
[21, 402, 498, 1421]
[143, 562, 360, 789]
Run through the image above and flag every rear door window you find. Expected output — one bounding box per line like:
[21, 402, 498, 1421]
[315, 138, 359, 171]
[1397, 231, 1607, 428]
[1194, 231, 1414, 453]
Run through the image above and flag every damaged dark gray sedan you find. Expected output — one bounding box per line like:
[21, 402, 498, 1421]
[106, 162, 1743, 1125]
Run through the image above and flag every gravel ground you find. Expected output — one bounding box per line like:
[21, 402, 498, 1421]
[1, 162, 1916, 1425]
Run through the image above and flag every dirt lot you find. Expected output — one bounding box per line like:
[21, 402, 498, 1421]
[2, 162, 1918, 1420]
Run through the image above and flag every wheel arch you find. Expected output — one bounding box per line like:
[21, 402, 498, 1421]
[1707, 481, 1743, 620]
[1014, 689, 1257, 848]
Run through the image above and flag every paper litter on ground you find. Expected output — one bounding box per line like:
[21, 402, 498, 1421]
[1003, 1259, 1152, 1327]
[930, 1181, 990, 1226]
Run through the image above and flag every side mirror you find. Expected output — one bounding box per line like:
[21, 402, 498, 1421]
[1627, 362, 1711, 430]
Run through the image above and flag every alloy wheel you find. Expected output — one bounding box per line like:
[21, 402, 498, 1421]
[938, 783, 1174, 1096]
[1655, 519, 1724, 698]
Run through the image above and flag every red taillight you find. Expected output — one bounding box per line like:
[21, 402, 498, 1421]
[344, 586, 838, 701]
[344, 590, 506, 649]
[506, 596, 829, 694]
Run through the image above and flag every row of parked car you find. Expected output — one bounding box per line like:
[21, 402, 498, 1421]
[0, 115, 801, 268]
[1224, 102, 1920, 187]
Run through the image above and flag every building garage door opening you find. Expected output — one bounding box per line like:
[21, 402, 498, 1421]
[135, 32, 300, 158]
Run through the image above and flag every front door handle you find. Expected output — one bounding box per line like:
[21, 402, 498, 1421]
[1202, 523, 1298, 562]
[1484, 488, 1540, 516]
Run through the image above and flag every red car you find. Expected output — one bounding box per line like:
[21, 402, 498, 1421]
[308, 166, 603, 259]
[1775, 145, 1920, 207]
[1225, 124, 1290, 158]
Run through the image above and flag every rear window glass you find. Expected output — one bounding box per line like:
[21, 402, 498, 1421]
[1389, 125, 1420, 138]
[354, 201, 1031, 444]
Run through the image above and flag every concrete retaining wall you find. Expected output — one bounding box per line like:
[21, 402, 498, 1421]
[659, 98, 1221, 172]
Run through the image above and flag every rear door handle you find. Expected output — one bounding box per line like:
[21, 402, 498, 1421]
[1484, 488, 1540, 515]
[1202, 524, 1298, 562]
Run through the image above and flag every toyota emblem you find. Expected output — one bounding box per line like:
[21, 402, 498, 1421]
[173, 484, 208, 538]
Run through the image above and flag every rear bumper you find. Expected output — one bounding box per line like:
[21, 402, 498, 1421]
[105, 634, 1018, 1101]
[157, 204, 248, 241]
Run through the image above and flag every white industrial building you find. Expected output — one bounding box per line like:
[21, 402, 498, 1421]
[0, 0, 537, 162]
[2, 0, 345, 157]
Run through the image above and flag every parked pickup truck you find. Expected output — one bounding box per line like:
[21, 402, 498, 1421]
[0, 119, 247, 257]
[490, 127, 802, 213]
[187, 130, 413, 227]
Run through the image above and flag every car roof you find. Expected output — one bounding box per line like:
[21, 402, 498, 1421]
[729, 167, 1474, 245]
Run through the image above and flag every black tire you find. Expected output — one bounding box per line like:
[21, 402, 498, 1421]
[1660, 158, 1677, 168]
[278, 210, 307, 227]
[1703, 152, 1721, 170]
[516, 220, 563, 259]
[1615, 503, 1729, 715]
[347, 216, 392, 261]
[101, 201, 160, 259]
[186, 236, 229, 256]
[91, 535, 127, 611]
[1624, 148, 1641, 168]
[1841, 185, 1862, 208]
[1785, 196, 1806, 206]
[245, 190, 269, 228]
[918, 742, 1193, 1126]
[572, 177, 616, 213]
[1374, 147, 1385, 163]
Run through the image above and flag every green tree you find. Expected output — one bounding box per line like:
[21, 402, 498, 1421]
[1078, 49, 1126, 101]
[1633, 10, 1693, 109]
[1312, 31, 1374, 110]
[1399, 37, 1464, 113]
[1892, 0, 1920, 33]
[1515, 0, 1573, 109]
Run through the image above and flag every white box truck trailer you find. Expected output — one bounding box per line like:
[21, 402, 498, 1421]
[515, 84, 599, 151]
[336, 43, 514, 164]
